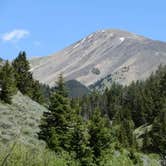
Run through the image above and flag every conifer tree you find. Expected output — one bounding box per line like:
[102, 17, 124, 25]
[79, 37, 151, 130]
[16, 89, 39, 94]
[39, 74, 76, 152]
[106, 83, 123, 119]
[113, 107, 137, 149]
[151, 105, 166, 155]
[71, 115, 93, 165]
[12, 51, 44, 103]
[31, 80, 44, 104]
[12, 51, 33, 96]
[159, 71, 166, 97]
[88, 108, 112, 160]
[55, 73, 68, 97]
[0, 61, 17, 104]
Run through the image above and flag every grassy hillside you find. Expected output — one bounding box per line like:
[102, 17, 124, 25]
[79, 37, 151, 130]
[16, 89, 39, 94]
[0, 92, 162, 166]
[0, 91, 48, 147]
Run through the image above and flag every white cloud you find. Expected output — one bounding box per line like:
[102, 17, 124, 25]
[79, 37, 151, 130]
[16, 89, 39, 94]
[1, 29, 30, 42]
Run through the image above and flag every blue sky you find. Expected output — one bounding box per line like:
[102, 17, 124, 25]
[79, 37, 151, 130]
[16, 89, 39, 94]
[0, 0, 166, 60]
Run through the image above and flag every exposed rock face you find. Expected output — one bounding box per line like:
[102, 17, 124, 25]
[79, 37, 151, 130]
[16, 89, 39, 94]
[30, 29, 166, 86]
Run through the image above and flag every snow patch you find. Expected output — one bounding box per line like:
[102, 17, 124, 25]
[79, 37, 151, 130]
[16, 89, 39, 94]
[73, 42, 81, 49]
[119, 37, 125, 42]
[110, 33, 114, 37]
[73, 37, 89, 49]
[80, 38, 86, 44]
[88, 34, 94, 39]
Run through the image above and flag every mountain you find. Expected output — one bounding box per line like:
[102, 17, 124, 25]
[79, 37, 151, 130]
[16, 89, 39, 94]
[65, 80, 90, 98]
[30, 29, 166, 87]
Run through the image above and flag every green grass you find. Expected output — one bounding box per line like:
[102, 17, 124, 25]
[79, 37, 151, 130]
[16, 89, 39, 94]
[0, 143, 79, 166]
[0, 142, 161, 166]
[99, 146, 160, 166]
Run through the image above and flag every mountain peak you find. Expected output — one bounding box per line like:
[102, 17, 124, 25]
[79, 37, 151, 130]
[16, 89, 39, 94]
[92, 28, 146, 39]
[71, 29, 147, 51]
[30, 29, 166, 86]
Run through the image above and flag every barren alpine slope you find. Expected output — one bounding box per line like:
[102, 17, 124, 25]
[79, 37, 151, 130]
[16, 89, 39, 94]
[30, 29, 166, 86]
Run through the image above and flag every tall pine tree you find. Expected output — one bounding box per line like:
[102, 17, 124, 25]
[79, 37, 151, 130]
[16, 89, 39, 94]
[31, 80, 44, 104]
[71, 115, 94, 165]
[38, 74, 76, 152]
[88, 108, 112, 160]
[150, 105, 166, 155]
[113, 107, 137, 149]
[12, 51, 44, 104]
[0, 61, 17, 104]
[12, 51, 33, 96]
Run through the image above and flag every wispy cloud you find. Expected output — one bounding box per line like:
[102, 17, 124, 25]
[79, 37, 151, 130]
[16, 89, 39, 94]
[1, 29, 30, 42]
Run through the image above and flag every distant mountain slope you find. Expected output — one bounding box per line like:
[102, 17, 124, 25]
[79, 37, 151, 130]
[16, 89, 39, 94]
[65, 80, 90, 98]
[89, 73, 113, 91]
[30, 29, 166, 86]
[0, 92, 48, 147]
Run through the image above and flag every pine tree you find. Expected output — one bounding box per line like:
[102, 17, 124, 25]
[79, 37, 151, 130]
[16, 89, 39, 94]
[0, 61, 17, 104]
[38, 74, 76, 152]
[55, 73, 68, 97]
[71, 115, 94, 165]
[106, 83, 123, 119]
[31, 80, 44, 104]
[113, 107, 137, 149]
[12, 51, 33, 96]
[80, 95, 92, 120]
[151, 105, 166, 155]
[88, 108, 112, 160]
[159, 70, 166, 98]
[12, 51, 44, 103]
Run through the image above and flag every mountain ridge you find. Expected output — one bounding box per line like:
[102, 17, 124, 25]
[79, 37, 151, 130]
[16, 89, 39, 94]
[30, 29, 166, 87]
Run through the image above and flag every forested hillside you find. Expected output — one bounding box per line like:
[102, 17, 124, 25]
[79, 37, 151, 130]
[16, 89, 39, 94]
[38, 65, 166, 165]
[0, 52, 165, 165]
[80, 65, 166, 158]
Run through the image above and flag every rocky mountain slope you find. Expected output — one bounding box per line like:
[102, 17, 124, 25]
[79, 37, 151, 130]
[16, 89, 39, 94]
[30, 29, 166, 87]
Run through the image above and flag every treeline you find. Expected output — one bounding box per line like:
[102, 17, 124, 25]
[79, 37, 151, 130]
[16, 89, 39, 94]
[39, 65, 166, 165]
[39, 75, 118, 165]
[0, 51, 44, 104]
[80, 65, 166, 156]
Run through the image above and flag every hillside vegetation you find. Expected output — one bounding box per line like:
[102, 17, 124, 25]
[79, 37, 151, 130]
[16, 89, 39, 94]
[0, 91, 47, 147]
[0, 52, 165, 165]
[0, 143, 160, 166]
[80, 65, 166, 158]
